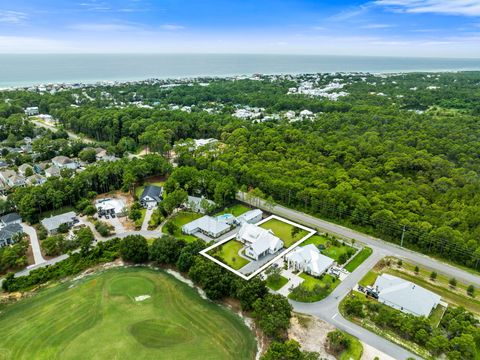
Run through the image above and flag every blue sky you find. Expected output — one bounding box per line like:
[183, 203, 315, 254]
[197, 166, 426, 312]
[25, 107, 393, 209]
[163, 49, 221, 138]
[1, 0, 480, 57]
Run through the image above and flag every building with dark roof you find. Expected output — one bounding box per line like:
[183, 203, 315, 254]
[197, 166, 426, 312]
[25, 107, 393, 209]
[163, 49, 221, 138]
[139, 185, 163, 208]
[0, 223, 23, 248]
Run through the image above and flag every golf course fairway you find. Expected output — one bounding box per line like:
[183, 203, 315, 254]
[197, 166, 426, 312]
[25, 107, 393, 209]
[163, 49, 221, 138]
[0, 267, 257, 359]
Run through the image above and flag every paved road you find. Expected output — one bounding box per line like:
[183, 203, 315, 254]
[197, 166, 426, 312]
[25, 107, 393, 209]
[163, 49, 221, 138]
[30, 119, 95, 144]
[21, 223, 45, 265]
[238, 192, 480, 287]
[237, 192, 480, 359]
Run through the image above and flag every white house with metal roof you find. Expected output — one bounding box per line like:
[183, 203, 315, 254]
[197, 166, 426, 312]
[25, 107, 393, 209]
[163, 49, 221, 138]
[373, 274, 441, 317]
[182, 215, 231, 238]
[285, 244, 334, 277]
[236, 209, 263, 224]
[41, 211, 78, 234]
[237, 223, 283, 260]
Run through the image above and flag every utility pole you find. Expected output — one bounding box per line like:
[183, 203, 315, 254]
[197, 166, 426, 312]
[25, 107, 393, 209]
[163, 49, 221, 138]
[400, 225, 406, 247]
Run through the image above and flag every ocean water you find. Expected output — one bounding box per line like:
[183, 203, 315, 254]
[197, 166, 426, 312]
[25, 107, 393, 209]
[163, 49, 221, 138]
[0, 54, 480, 88]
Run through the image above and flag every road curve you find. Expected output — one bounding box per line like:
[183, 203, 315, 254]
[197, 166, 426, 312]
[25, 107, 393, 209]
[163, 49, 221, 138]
[237, 192, 480, 287]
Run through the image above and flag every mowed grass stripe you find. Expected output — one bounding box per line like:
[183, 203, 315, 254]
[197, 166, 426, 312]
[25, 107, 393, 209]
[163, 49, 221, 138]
[0, 267, 256, 360]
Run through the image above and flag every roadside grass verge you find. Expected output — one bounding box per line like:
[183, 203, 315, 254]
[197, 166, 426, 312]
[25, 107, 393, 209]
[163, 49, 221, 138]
[344, 247, 372, 272]
[259, 218, 308, 248]
[358, 271, 377, 287]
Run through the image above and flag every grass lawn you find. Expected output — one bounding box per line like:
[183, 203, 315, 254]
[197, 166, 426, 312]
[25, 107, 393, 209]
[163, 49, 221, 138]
[209, 240, 250, 270]
[135, 208, 147, 229]
[429, 304, 446, 328]
[135, 181, 165, 199]
[163, 211, 202, 243]
[260, 218, 308, 248]
[0, 267, 256, 360]
[266, 275, 289, 291]
[289, 273, 340, 302]
[39, 206, 76, 221]
[215, 203, 250, 217]
[302, 235, 355, 264]
[344, 247, 373, 272]
[358, 271, 378, 287]
[340, 333, 363, 360]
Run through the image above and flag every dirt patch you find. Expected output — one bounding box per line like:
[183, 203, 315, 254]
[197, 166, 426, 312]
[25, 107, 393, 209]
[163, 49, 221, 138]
[288, 313, 336, 359]
[26, 244, 35, 266]
[361, 342, 395, 360]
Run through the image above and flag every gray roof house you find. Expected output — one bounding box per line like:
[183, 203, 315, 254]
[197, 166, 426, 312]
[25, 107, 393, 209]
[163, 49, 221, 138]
[0, 223, 23, 248]
[185, 196, 216, 214]
[45, 165, 61, 178]
[373, 274, 441, 317]
[1, 213, 22, 227]
[41, 211, 77, 234]
[236, 209, 263, 224]
[139, 185, 163, 208]
[182, 215, 231, 238]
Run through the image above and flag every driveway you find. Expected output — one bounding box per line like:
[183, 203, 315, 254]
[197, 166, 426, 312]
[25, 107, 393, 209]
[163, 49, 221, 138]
[141, 207, 154, 231]
[21, 223, 45, 265]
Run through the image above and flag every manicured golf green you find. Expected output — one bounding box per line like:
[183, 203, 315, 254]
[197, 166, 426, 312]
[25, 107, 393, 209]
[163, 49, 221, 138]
[259, 218, 308, 247]
[0, 267, 257, 360]
[210, 240, 250, 270]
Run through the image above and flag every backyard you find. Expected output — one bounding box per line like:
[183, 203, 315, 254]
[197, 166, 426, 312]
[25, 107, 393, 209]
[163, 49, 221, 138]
[209, 240, 250, 270]
[215, 203, 250, 217]
[259, 218, 308, 247]
[163, 211, 202, 242]
[302, 235, 355, 264]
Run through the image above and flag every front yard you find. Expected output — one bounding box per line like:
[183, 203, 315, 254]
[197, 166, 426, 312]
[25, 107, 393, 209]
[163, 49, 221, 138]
[208, 240, 250, 270]
[259, 218, 308, 248]
[303, 235, 355, 264]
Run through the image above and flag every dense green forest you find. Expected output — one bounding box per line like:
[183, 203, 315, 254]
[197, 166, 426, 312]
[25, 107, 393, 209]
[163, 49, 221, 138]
[2, 71, 480, 269]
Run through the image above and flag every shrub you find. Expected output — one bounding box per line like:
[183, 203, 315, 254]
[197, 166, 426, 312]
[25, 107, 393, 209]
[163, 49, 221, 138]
[119, 235, 148, 263]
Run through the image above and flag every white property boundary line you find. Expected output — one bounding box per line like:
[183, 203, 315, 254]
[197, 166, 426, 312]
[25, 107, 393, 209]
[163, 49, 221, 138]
[200, 214, 316, 280]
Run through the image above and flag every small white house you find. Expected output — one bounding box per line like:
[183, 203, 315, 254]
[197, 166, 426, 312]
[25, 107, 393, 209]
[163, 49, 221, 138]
[237, 223, 283, 260]
[373, 274, 441, 317]
[139, 185, 163, 208]
[41, 211, 78, 234]
[236, 209, 263, 225]
[51, 156, 78, 170]
[25, 107, 39, 116]
[285, 244, 334, 277]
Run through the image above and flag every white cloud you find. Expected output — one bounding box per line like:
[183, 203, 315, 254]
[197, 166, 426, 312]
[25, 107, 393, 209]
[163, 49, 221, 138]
[375, 0, 480, 16]
[329, 5, 371, 21]
[159, 24, 184, 31]
[361, 23, 394, 28]
[0, 10, 28, 24]
[70, 23, 136, 32]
